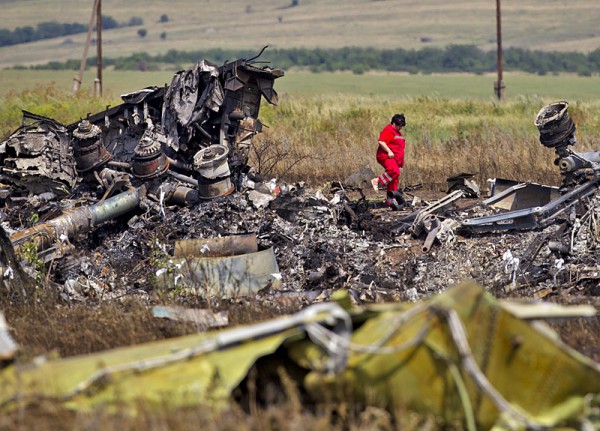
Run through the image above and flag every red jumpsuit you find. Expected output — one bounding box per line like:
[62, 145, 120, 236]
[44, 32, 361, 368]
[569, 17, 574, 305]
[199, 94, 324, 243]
[376, 124, 405, 193]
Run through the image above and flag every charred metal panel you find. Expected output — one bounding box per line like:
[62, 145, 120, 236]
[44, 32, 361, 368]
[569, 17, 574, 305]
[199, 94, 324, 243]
[488, 178, 560, 211]
[0, 111, 77, 196]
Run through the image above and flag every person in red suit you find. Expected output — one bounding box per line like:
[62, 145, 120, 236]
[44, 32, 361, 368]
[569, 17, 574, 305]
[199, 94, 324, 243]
[371, 113, 406, 209]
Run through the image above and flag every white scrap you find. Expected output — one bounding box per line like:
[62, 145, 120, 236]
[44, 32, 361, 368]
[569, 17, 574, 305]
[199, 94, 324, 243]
[3, 266, 13, 280]
[502, 249, 520, 289]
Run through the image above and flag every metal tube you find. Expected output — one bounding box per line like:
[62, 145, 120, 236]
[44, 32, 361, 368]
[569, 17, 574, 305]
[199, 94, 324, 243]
[88, 188, 141, 225]
[9, 189, 141, 259]
[168, 170, 199, 187]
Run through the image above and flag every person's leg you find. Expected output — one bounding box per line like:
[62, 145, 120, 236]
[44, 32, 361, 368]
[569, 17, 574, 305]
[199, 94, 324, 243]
[379, 158, 399, 193]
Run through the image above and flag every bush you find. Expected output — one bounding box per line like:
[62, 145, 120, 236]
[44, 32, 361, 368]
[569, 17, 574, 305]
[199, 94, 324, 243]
[128, 16, 144, 27]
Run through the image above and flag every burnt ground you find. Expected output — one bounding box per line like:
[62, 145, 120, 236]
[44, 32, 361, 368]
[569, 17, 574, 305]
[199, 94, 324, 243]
[1, 179, 598, 364]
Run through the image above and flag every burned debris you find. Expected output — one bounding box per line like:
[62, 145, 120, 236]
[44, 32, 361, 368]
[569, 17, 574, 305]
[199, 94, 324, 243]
[0, 54, 284, 291]
[0, 111, 77, 198]
[0, 86, 599, 299]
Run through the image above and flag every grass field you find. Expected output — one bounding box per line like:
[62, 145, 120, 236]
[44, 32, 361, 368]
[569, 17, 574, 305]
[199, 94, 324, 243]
[0, 0, 599, 69]
[3, 68, 600, 101]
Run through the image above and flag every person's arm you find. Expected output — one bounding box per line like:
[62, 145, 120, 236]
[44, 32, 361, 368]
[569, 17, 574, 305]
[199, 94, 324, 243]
[378, 140, 394, 158]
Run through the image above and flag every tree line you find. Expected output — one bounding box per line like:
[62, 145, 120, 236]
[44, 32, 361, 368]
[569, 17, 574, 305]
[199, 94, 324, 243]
[25, 45, 600, 76]
[0, 16, 143, 47]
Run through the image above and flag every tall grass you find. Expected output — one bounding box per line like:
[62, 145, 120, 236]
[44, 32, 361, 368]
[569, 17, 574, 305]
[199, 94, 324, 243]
[0, 84, 119, 134]
[256, 94, 600, 189]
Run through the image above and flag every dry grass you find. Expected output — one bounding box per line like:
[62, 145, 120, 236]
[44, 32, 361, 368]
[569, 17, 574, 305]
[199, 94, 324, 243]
[254, 95, 600, 189]
[1, 0, 600, 69]
[0, 397, 445, 431]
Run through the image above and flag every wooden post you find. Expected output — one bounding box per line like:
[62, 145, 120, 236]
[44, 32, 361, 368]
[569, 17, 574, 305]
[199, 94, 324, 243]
[494, 0, 505, 100]
[96, 0, 102, 96]
[73, 0, 100, 93]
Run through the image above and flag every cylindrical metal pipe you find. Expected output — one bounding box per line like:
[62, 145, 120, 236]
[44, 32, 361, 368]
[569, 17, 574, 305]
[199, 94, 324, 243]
[10, 188, 141, 258]
[88, 188, 141, 225]
[168, 170, 199, 187]
[558, 151, 600, 172]
[168, 186, 199, 206]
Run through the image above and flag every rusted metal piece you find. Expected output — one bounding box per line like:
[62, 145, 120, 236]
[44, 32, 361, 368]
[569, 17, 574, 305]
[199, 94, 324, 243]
[132, 127, 169, 179]
[72, 119, 111, 173]
[197, 177, 235, 199]
[169, 186, 199, 206]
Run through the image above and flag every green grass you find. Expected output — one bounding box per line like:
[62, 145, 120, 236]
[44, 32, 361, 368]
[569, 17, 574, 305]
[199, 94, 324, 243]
[2, 68, 600, 101]
[0, 0, 599, 69]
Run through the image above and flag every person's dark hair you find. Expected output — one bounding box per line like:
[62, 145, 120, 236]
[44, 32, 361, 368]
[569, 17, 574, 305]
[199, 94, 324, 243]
[391, 113, 406, 127]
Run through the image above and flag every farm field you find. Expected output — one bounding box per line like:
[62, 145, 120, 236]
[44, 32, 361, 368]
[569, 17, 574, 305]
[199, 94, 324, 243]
[2, 68, 600, 101]
[0, 0, 599, 69]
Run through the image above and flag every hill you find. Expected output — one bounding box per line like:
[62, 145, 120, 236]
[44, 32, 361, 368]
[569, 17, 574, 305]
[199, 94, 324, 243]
[0, 0, 599, 69]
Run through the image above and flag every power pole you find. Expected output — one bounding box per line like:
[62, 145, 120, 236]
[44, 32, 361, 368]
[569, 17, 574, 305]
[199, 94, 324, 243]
[73, 0, 101, 94]
[494, 0, 505, 100]
[95, 0, 103, 96]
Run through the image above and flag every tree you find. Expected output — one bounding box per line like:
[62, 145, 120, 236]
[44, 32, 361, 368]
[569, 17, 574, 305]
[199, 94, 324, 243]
[128, 17, 144, 27]
[137, 28, 147, 38]
[160, 14, 169, 23]
[160, 31, 167, 40]
[101, 15, 119, 30]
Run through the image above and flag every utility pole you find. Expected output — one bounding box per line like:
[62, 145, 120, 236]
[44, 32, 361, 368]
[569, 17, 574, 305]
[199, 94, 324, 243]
[494, 0, 505, 100]
[95, 0, 103, 96]
[73, 0, 101, 94]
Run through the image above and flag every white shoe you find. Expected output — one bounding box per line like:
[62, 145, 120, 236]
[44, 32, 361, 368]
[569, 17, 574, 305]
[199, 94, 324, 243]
[370, 178, 379, 191]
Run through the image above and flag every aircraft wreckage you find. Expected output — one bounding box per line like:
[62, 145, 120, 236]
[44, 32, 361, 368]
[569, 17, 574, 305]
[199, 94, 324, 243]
[0, 53, 284, 275]
[0, 52, 599, 429]
[0, 282, 599, 430]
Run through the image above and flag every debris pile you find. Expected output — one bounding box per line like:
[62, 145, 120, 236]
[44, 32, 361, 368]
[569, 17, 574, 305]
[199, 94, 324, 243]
[0, 85, 598, 306]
